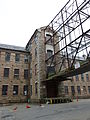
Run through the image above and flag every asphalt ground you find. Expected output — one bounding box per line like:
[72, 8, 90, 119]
[0, 99, 90, 120]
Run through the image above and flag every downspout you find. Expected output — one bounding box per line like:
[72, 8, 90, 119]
[37, 30, 41, 99]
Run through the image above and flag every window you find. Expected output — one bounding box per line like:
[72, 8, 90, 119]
[81, 73, 84, 81]
[64, 86, 68, 94]
[2, 85, 8, 95]
[35, 64, 37, 75]
[88, 86, 90, 94]
[24, 69, 28, 79]
[31, 85, 32, 96]
[77, 86, 81, 95]
[30, 69, 32, 78]
[13, 85, 18, 95]
[24, 55, 28, 63]
[75, 75, 79, 81]
[47, 66, 55, 75]
[35, 47, 37, 57]
[29, 42, 32, 50]
[15, 53, 20, 62]
[27, 41, 32, 51]
[47, 50, 53, 58]
[83, 86, 87, 94]
[0, 52, 1, 62]
[71, 77, 73, 82]
[14, 69, 19, 79]
[71, 86, 75, 96]
[4, 68, 9, 77]
[0, 51, 1, 59]
[86, 74, 89, 81]
[23, 85, 28, 95]
[35, 82, 38, 94]
[5, 52, 10, 61]
[34, 34, 38, 44]
[46, 34, 53, 45]
[30, 54, 32, 63]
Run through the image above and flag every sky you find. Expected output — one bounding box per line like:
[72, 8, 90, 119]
[0, 0, 68, 47]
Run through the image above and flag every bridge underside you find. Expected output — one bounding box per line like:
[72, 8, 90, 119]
[46, 80, 58, 98]
[42, 61, 90, 98]
[43, 60, 90, 82]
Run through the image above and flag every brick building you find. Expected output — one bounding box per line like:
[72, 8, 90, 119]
[0, 44, 30, 103]
[26, 27, 90, 102]
[0, 27, 90, 103]
[64, 72, 90, 99]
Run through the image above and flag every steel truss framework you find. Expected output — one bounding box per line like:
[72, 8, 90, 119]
[45, 0, 90, 76]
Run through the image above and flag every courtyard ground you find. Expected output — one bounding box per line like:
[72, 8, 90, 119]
[0, 99, 90, 120]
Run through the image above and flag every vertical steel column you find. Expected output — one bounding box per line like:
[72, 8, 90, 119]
[61, 9, 70, 68]
[71, 0, 84, 68]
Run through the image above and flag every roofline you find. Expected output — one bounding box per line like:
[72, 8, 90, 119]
[25, 26, 47, 49]
[25, 29, 38, 49]
[0, 47, 29, 53]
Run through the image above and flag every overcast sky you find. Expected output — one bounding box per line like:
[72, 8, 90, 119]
[0, 0, 68, 47]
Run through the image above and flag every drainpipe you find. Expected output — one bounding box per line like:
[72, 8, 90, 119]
[37, 30, 41, 100]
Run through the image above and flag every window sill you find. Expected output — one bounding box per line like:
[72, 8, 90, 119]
[2, 95, 8, 96]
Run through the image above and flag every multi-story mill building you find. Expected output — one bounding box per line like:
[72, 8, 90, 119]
[0, 44, 30, 103]
[0, 27, 90, 103]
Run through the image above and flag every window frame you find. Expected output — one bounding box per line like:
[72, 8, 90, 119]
[23, 85, 28, 96]
[35, 47, 37, 57]
[47, 50, 53, 58]
[88, 86, 90, 94]
[30, 69, 32, 78]
[83, 86, 87, 94]
[34, 34, 38, 44]
[14, 69, 19, 79]
[86, 74, 89, 81]
[24, 55, 28, 63]
[13, 85, 18, 95]
[15, 53, 20, 62]
[35, 64, 37, 76]
[81, 73, 84, 81]
[77, 86, 81, 95]
[4, 68, 9, 78]
[5, 52, 10, 62]
[2, 85, 8, 95]
[35, 82, 38, 95]
[24, 69, 28, 79]
[75, 75, 79, 81]
[31, 85, 32, 96]
[0, 51, 1, 59]
[64, 86, 68, 94]
[71, 86, 75, 96]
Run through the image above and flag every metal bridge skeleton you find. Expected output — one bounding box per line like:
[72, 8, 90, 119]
[44, 0, 90, 81]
